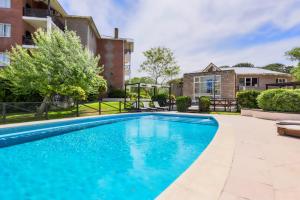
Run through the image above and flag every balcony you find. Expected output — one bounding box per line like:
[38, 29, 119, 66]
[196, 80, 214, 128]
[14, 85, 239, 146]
[23, 8, 52, 18]
[23, 36, 34, 46]
[23, 8, 65, 31]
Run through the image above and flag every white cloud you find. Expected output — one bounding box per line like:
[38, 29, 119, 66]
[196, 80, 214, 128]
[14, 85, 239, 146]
[60, 0, 300, 76]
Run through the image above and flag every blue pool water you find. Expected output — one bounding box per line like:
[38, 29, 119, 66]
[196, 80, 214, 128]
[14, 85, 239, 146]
[0, 114, 218, 200]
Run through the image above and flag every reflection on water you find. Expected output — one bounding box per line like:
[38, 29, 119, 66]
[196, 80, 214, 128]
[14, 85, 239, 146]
[0, 115, 218, 200]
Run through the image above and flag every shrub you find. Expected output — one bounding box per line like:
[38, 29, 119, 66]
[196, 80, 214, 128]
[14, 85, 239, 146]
[257, 89, 286, 111]
[107, 89, 126, 98]
[152, 93, 168, 106]
[236, 90, 261, 109]
[199, 96, 210, 112]
[176, 96, 191, 112]
[257, 89, 300, 112]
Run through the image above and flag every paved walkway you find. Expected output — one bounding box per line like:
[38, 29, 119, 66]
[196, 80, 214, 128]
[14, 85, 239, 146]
[217, 115, 300, 200]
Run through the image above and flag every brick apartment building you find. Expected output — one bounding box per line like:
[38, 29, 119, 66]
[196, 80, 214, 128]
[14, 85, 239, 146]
[0, 0, 134, 89]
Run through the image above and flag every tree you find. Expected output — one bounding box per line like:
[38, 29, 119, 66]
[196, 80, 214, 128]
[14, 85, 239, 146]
[0, 29, 107, 114]
[140, 47, 180, 84]
[232, 63, 255, 68]
[286, 48, 300, 63]
[262, 63, 293, 73]
[286, 47, 300, 80]
[219, 65, 230, 68]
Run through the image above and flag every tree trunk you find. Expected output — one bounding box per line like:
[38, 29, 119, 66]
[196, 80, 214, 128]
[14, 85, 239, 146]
[36, 96, 50, 117]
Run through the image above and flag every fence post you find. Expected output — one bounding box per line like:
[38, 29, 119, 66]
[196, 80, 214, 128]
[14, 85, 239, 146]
[99, 101, 101, 115]
[2, 103, 6, 123]
[119, 101, 122, 113]
[76, 100, 79, 117]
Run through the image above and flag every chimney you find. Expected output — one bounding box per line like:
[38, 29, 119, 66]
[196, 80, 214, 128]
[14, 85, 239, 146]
[114, 28, 119, 39]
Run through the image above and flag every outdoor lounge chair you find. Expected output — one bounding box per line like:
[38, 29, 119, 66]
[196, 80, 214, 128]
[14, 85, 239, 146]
[277, 121, 300, 138]
[140, 101, 157, 112]
[153, 101, 169, 111]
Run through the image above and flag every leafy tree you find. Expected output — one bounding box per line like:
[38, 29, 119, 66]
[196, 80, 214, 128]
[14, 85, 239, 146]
[127, 76, 155, 84]
[286, 47, 300, 80]
[0, 29, 107, 114]
[140, 47, 180, 84]
[262, 63, 293, 73]
[286, 48, 300, 62]
[232, 63, 255, 68]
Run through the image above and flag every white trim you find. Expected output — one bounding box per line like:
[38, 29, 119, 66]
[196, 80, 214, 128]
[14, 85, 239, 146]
[193, 75, 222, 99]
[239, 77, 259, 87]
[0, 23, 11, 37]
[0, 0, 11, 8]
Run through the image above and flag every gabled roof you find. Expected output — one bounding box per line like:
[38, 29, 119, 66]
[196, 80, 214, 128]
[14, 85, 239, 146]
[202, 63, 222, 72]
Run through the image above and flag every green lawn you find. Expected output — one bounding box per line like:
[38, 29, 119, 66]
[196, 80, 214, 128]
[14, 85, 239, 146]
[1, 102, 128, 125]
[0, 102, 240, 125]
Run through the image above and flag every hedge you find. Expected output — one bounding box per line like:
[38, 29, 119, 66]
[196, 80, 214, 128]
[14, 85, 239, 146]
[236, 90, 261, 109]
[176, 96, 191, 112]
[151, 94, 168, 106]
[107, 89, 126, 98]
[257, 89, 300, 112]
[199, 96, 210, 112]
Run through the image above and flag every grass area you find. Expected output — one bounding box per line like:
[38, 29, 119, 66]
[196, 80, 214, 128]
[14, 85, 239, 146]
[1, 102, 127, 125]
[1, 102, 240, 125]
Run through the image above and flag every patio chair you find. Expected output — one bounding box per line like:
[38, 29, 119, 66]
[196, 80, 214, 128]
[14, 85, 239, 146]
[153, 101, 169, 111]
[140, 101, 157, 112]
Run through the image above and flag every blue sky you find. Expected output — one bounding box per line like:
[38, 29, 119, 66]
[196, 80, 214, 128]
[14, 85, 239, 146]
[59, 0, 300, 76]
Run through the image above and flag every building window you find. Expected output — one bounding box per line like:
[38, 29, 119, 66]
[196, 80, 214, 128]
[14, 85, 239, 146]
[276, 78, 287, 83]
[0, 53, 10, 66]
[194, 75, 221, 98]
[0, 0, 11, 8]
[0, 23, 11, 37]
[239, 77, 259, 87]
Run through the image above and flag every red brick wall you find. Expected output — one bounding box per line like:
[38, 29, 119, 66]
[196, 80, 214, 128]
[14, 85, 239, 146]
[0, 0, 23, 51]
[97, 38, 125, 89]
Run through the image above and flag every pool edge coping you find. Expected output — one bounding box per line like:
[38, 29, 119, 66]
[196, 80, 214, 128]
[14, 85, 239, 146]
[157, 113, 236, 200]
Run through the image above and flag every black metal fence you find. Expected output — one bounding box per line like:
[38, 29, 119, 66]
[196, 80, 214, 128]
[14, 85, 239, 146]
[0, 100, 138, 124]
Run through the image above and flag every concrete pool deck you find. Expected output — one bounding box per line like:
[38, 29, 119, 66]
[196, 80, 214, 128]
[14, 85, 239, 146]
[159, 114, 300, 200]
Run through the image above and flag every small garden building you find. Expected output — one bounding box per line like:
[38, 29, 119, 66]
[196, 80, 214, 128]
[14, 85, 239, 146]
[183, 63, 292, 100]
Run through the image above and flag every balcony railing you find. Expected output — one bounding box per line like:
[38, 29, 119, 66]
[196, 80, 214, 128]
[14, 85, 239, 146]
[23, 8, 65, 31]
[23, 8, 51, 18]
[23, 36, 34, 46]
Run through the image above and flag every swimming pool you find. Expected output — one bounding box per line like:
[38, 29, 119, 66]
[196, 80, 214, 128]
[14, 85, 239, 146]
[0, 113, 218, 200]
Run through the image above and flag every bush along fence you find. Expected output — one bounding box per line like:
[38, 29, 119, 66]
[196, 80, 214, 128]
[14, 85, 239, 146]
[0, 100, 138, 124]
[237, 89, 300, 113]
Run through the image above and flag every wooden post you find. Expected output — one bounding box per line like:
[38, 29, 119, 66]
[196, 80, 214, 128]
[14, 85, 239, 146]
[124, 84, 127, 109]
[169, 85, 172, 111]
[137, 83, 141, 110]
[76, 100, 79, 117]
[99, 101, 101, 115]
[2, 103, 6, 123]
[119, 101, 122, 113]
